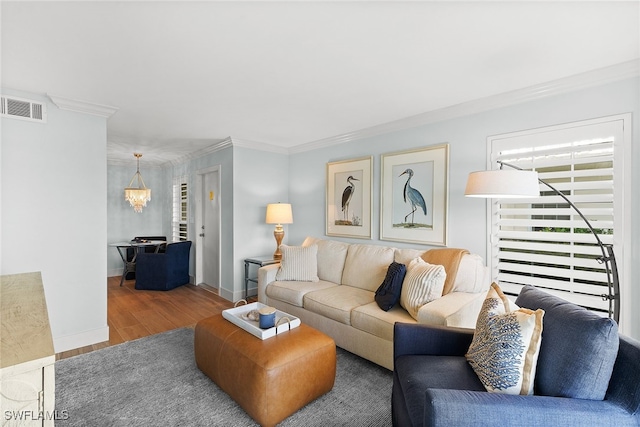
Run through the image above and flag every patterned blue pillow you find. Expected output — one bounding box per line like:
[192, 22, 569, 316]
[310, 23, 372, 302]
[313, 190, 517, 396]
[375, 262, 407, 311]
[466, 283, 544, 395]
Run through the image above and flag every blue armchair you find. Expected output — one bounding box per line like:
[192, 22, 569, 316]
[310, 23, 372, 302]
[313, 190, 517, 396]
[125, 235, 167, 279]
[392, 285, 640, 426]
[135, 241, 192, 291]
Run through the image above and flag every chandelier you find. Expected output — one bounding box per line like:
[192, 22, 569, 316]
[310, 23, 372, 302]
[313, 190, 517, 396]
[124, 153, 151, 213]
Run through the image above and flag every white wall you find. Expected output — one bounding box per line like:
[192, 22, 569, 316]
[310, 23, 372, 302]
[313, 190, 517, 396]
[1, 89, 109, 352]
[288, 77, 640, 339]
[176, 145, 289, 301]
[163, 146, 235, 296]
[232, 146, 290, 299]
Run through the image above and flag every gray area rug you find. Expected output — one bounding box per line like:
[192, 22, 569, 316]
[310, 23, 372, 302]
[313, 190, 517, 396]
[56, 328, 392, 426]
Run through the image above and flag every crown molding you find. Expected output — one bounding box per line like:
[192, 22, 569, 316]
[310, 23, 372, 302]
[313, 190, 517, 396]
[231, 137, 289, 154]
[289, 59, 640, 154]
[47, 94, 119, 118]
[107, 136, 287, 167]
[164, 137, 234, 167]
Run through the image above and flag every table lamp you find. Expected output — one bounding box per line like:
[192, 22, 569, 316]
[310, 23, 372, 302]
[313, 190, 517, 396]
[266, 203, 293, 260]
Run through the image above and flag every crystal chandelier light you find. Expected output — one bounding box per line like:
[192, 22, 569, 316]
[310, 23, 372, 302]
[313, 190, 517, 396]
[124, 153, 151, 213]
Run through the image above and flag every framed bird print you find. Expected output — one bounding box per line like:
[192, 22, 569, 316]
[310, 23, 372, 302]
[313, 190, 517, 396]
[326, 156, 372, 239]
[380, 144, 449, 246]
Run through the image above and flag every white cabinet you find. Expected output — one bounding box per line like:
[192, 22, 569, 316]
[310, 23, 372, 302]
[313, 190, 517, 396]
[1, 272, 55, 427]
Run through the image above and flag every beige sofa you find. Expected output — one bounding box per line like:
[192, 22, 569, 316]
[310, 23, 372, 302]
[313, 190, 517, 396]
[258, 236, 490, 370]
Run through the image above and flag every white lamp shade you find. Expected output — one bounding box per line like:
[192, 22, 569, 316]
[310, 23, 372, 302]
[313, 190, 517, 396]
[266, 203, 293, 224]
[465, 170, 540, 198]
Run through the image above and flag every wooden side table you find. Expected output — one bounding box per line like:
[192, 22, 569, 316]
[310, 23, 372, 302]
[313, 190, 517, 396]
[244, 256, 279, 299]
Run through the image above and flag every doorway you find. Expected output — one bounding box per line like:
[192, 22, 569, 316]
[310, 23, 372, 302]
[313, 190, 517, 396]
[195, 166, 221, 291]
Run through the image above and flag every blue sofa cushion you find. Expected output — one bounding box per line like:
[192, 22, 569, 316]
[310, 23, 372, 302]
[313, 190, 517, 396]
[375, 261, 406, 311]
[395, 354, 485, 426]
[515, 285, 619, 400]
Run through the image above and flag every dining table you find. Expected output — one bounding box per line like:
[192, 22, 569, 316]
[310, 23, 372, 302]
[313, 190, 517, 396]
[109, 240, 167, 286]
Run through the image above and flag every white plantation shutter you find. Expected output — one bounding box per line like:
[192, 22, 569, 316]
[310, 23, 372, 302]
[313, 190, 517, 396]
[488, 115, 627, 316]
[173, 176, 188, 241]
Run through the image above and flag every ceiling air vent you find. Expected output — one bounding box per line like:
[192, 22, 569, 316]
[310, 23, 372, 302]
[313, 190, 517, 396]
[1, 95, 47, 123]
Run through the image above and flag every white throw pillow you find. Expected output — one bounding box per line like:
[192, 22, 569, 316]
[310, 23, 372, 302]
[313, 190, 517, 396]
[399, 257, 446, 320]
[275, 244, 319, 282]
[466, 282, 544, 395]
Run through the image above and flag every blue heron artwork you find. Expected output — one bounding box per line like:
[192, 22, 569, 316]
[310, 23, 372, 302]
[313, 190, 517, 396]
[399, 168, 426, 224]
[393, 163, 432, 229]
[335, 171, 362, 226]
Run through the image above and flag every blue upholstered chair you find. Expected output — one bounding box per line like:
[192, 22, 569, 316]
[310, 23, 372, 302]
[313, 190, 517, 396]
[125, 235, 167, 279]
[392, 285, 640, 427]
[134, 241, 192, 291]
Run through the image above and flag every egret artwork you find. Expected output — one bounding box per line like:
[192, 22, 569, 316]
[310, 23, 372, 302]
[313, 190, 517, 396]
[335, 174, 361, 226]
[395, 167, 430, 229]
[381, 145, 447, 245]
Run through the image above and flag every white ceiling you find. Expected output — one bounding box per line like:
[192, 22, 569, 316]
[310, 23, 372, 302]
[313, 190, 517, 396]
[2, 1, 639, 166]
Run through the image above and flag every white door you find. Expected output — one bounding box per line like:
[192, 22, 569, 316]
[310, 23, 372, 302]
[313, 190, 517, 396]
[195, 167, 221, 289]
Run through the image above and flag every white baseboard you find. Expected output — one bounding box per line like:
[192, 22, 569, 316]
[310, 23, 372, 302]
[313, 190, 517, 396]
[108, 268, 123, 278]
[54, 326, 109, 354]
[219, 286, 235, 302]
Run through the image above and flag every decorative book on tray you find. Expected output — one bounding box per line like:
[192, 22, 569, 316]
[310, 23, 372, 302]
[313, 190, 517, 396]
[222, 301, 301, 340]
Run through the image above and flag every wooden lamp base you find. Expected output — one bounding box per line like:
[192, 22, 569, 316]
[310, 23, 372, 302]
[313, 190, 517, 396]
[273, 225, 284, 260]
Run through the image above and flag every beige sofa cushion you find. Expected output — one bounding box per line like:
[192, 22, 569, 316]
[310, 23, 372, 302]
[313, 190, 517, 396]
[351, 302, 415, 341]
[341, 243, 395, 291]
[394, 248, 426, 265]
[266, 280, 338, 307]
[451, 253, 489, 294]
[303, 237, 349, 284]
[304, 285, 374, 325]
[397, 249, 488, 295]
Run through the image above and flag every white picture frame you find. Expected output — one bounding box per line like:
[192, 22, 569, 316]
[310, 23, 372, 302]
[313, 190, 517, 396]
[326, 156, 372, 239]
[380, 144, 449, 246]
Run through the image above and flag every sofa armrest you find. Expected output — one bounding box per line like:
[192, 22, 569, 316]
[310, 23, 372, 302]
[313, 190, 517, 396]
[416, 291, 484, 328]
[423, 388, 634, 426]
[257, 264, 280, 303]
[394, 323, 474, 361]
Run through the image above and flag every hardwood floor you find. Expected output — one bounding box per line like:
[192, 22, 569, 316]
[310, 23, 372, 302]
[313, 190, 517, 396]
[55, 276, 234, 360]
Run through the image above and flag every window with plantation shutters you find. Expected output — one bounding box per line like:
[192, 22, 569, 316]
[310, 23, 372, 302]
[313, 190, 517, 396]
[487, 115, 628, 317]
[172, 176, 188, 242]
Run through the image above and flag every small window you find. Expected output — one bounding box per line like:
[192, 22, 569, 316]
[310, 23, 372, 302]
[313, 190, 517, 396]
[172, 176, 188, 241]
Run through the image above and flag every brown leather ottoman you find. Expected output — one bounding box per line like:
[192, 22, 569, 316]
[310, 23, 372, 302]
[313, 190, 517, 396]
[194, 314, 336, 427]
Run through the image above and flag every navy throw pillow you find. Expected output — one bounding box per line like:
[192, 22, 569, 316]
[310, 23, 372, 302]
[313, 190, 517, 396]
[375, 262, 407, 311]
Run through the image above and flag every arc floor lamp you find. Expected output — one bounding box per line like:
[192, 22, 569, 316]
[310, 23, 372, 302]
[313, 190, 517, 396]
[465, 160, 620, 322]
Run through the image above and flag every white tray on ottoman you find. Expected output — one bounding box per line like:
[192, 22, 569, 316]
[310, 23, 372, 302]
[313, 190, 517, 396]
[222, 301, 301, 340]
